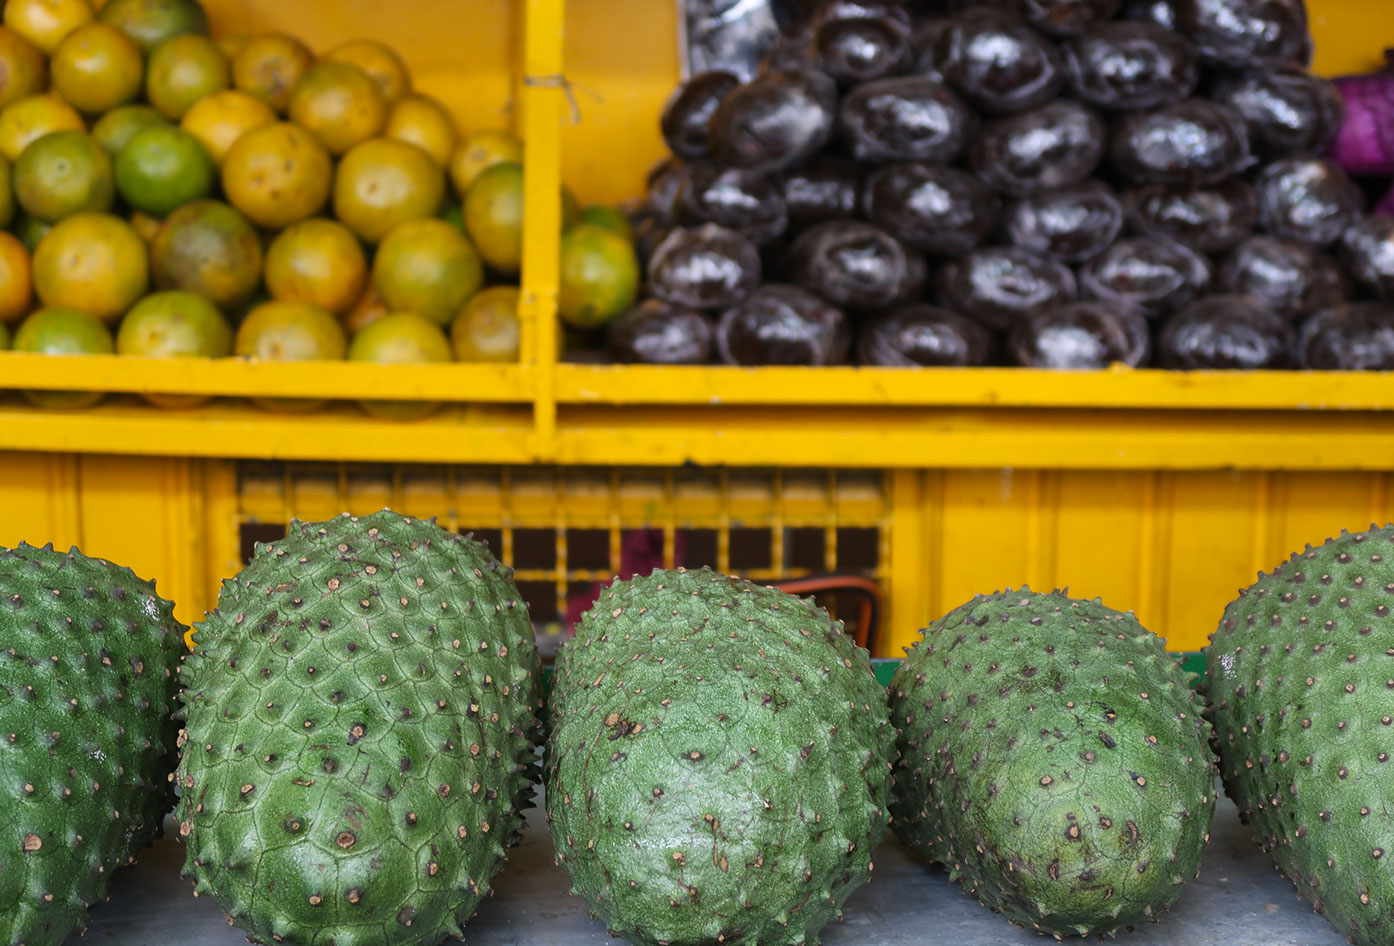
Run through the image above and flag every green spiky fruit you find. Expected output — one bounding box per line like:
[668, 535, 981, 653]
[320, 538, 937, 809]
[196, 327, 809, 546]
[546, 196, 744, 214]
[546, 567, 893, 946]
[889, 589, 1216, 938]
[1205, 525, 1394, 946]
[0, 543, 185, 946]
[176, 510, 542, 946]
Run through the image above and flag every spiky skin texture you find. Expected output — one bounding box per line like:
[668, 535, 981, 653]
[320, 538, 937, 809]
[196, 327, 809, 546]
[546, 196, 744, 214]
[889, 590, 1216, 938]
[176, 511, 542, 946]
[546, 568, 893, 946]
[1205, 526, 1394, 946]
[0, 543, 185, 946]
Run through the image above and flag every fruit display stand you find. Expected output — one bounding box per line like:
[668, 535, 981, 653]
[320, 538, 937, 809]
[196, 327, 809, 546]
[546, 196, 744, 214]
[5, 0, 1394, 668]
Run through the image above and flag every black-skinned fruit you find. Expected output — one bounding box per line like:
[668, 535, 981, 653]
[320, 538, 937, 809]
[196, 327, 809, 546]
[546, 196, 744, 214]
[1297, 303, 1394, 370]
[607, 300, 715, 365]
[177, 511, 543, 946]
[661, 72, 741, 161]
[972, 101, 1106, 198]
[1220, 236, 1346, 320]
[1125, 180, 1258, 253]
[838, 76, 975, 164]
[547, 568, 893, 946]
[679, 164, 789, 246]
[1339, 215, 1394, 301]
[864, 162, 1001, 256]
[647, 159, 689, 224]
[813, 16, 912, 85]
[1122, 0, 1178, 28]
[0, 543, 185, 946]
[1062, 22, 1198, 111]
[889, 589, 1215, 936]
[936, 246, 1078, 332]
[781, 158, 861, 228]
[1007, 301, 1152, 367]
[1011, 0, 1119, 36]
[1110, 99, 1252, 185]
[647, 224, 762, 312]
[1204, 525, 1394, 946]
[935, 7, 1064, 114]
[811, 0, 913, 34]
[707, 71, 837, 173]
[910, 18, 951, 80]
[1080, 236, 1212, 318]
[789, 220, 926, 311]
[715, 284, 849, 365]
[1211, 66, 1344, 158]
[858, 304, 995, 366]
[1256, 157, 1363, 248]
[1004, 181, 1124, 262]
[1157, 295, 1292, 369]
[1173, 0, 1308, 67]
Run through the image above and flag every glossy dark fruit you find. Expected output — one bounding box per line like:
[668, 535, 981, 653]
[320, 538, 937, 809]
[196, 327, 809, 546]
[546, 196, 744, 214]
[715, 283, 850, 365]
[814, 16, 913, 85]
[1109, 99, 1252, 185]
[812, 0, 914, 33]
[1297, 302, 1394, 370]
[1173, 0, 1308, 67]
[1004, 181, 1124, 262]
[789, 219, 926, 310]
[1211, 66, 1344, 157]
[1158, 295, 1292, 369]
[1063, 22, 1198, 111]
[935, 7, 1064, 114]
[910, 18, 951, 81]
[857, 304, 995, 366]
[708, 70, 837, 173]
[1080, 235, 1212, 317]
[936, 246, 1079, 332]
[678, 163, 789, 245]
[1256, 157, 1363, 247]
[1121, 0, 1177, 28]
[1007, 300, 1151, 367]
[660, 72, 741, 161]
[762, 20, 819, 73]
[1220, 236, 1348, 320]
[1125, 179, 1258, 253]
[1340, 214, 1394, 301]
[781, 158, 861, 228]
[647, 223, 762, 311]
[647, 159, 689, 223]
[839, 76, 975, 163]
[606, 299, 714, 365]
[971, 101, 1105, 197]
[1011, 0, 1120, 35]
[863, 161, 1001, 255]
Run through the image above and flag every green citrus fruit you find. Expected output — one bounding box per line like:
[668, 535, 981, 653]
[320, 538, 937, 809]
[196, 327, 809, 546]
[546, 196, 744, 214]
[145, 33, 228, 119]
[117, 289, 231, 407]
[50, 21, 143, 114]
[371, 218, 482, 327]
[450, 285, 519, 362]
[347, 311, 451, 419]
[234, 299, 346, 412]
[31, 212, 147, 322]
[577, 205, 634, 241]
[14, 130, 113, 222]
[97, 0, 208, 54]
[115, 124, 215, 216]
[13, 305, 114, 409]
[558, 223, 640, 329]
[150, 199, 261, 310]
[332, 136, 444, 244]
[92, 103, 168, 154]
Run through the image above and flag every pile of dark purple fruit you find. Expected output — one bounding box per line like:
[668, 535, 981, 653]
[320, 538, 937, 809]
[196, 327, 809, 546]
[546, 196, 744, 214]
[606, 0, 1394, 370]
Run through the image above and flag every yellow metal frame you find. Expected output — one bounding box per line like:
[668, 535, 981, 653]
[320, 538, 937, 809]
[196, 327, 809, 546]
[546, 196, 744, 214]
[2, 0, 1394, 659]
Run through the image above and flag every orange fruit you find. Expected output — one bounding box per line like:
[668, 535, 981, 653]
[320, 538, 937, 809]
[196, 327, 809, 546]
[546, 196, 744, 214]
[0, 231, 34, 322]
[50, 22, 143, 114]
[463, 161, 525, 274]
[0, 95, 85, 162]
[31, 212, 148, 322]
[230, 32, 310, 113]
[322, 38, 409, 102]
[448, 129, 522, 196]
[264, 218, 366, 314]
[145, 33, 228, 119]
[3, 0, 93, 54]
[234, 300, 346, 412]
[384, 93, 456, 166]
[221, 121, 331, 229]
[371, 218, 482, 327]
[96, 0, 207, 54]
[0, 154, 13, 228]
[0, 27, 48, 109]
[287, 60, 387, 156]
[558, 223, 640, 329]
[13, 306, 113, 409]
[333, 137, 445, 244]
[114, 124, 215, 216]
[179, 89, 275, 165]
[14, 129, 114, 222]
[450, 285, 519, 363]
[129, 209, 162, 242]
[151, 199, 262, 310]
[117, 289, 231, 407]
[347, 312, 451, 419]
[343, 282, 388, 335]
[91, 103, 167, 154]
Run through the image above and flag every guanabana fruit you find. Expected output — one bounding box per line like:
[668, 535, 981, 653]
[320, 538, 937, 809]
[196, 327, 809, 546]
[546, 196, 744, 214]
[1205, 525, 1394, 946]
[0, 543, 185, 946]
[889, 589, 1216, 937]
[177, 510, 542, 946]
[546, 567, 893, 946]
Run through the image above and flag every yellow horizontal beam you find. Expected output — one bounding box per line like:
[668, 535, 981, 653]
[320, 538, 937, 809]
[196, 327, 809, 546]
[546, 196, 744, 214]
[0, 354, 533, 402]
[556, 364, 1394, 411]
[0, 402, 538, 463]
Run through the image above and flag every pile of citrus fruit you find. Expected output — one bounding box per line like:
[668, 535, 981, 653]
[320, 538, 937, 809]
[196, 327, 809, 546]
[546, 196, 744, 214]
[0, 0, 640, 416]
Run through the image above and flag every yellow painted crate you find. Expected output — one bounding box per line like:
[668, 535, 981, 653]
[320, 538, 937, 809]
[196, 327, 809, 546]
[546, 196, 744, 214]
[1, 0, 1393, 658]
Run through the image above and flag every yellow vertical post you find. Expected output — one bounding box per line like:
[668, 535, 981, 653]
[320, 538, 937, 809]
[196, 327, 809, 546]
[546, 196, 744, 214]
[520, 0, 565, 460]
[887, 470, 930, 658]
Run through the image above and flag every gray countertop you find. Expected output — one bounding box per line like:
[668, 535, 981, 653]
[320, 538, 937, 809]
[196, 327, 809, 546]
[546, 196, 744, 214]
[73, 793, 1343, 946]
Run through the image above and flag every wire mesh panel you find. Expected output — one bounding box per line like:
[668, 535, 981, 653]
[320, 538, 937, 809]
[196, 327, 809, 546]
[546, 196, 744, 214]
[235, 462, 892, 656]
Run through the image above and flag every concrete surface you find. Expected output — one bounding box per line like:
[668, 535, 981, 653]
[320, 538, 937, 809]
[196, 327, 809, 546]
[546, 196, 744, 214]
[69, 792, 1344, 946]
